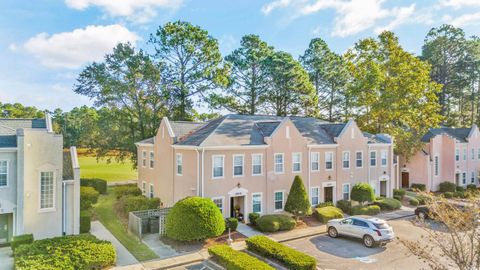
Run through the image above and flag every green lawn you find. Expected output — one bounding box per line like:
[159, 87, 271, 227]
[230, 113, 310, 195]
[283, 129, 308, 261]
[79, 156, 137, 182]
[93, 188, 158, 261]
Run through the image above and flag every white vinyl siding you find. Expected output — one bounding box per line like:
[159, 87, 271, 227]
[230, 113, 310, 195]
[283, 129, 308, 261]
[176, 154, 183, 175]
[233, 155, 244, 177]
[274, 153, 284, 174]
[381, 150, 387, 167]
[342, 183, 350, 201]
[0, 161, 7, 187]
[212, 155, 224, 178]
[434, 156, 439, 176]
[274, 191, 284, 211]
[212, 197, 224, 214]
[325, 152, 333, 170]
[370, 151, 377, 167]
[252, 154, 263, 175]
[40, 171, 55, 210]
[311, 187, 319, 206]
[342, 151, 350, 169]
[355, 151, 362, 168]
[252, 193, 262, 213]
[311, 152, 320, 171]
[292, 153, 301, 173]
[149, 151, 154, 168]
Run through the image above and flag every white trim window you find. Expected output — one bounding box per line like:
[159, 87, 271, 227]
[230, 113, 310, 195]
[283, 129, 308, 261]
[455, 148, 460, 161]
[212, 155, 224, 178]
[142, 150, 147, 167]
[471, 171, 475, 184]
[434, 156, 439, 176]
[252, 154, 263, 176]
[149, 151, 154, 168]
[149, 184, 154, 198]
[311, 152, 320, 172]
[355, 151, 363, 168]
[142, 181, 146, 194]
[0, 161, 7, 187]
[342, 151, 350, 169]
[342, 183, 350, 201]
[472, 149, 475, 160]
[212, 197, 224, 214]
[274, 153, 284, 174]
[325, 152, 333, 170]
[463, 148, 467, 161]
[292, 152, 301, 173]
[478, 148, 480, 159]
[370, 151, 377, 167]
[176, 154, 183, 175]
[252, 193, 262, 213]
[233, 155, 244, 177]
[311, 187, 320, 206]
[462, 172, 467, 185]
[40, 171, 55, 210]
[381, 150, 387, 167]
[274, 191, 284, 211]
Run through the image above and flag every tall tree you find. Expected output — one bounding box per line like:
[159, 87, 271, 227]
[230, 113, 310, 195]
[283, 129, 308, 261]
[0, 103, 45, 118]
[262, 51, 317, 116]
[209, 35, 273, 114]
[74, 43, 166, 161]
[53, 106, 100, 148]
[300, 38, 348, 121]
[345, 31, 443, 159]
[150, 21, 228, 120]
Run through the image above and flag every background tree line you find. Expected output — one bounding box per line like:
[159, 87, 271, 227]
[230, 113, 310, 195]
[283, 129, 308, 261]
[2, 22, 479, 164]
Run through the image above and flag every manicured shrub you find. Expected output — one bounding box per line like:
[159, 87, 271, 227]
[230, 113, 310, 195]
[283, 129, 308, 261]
[393, 189, 406, 199]
[417, 196, 427, 205]
[393, 195, 402, 201]
[351, 183, 375, 204]
[118, 195, 160, 215]
[409, 198, 419, 206]
[315, 206, 344, 223]
[453, 191, 466, 198]
[456, 186, 465, 192]
[284, 176, 311, 219]
[80, 210, 91, 233]
[256, 214, 296, 233]
[410, 183, 426, 191]
[80, 186, 99, 210]
[208, 244, 274, 270]
[80, 178, 107, 194]
[114, 184, 142, 199]
[351, 205, 381, 215]
[11, 234, 33, 253]
[249, 213, 260, 226]
[246, 236, 317, 270]
[166, 197, 225, 241]
[225, 218, 238, 231]
[14, 234, 115, 270]
[336, 200, 352, 215]
[467, 184, 477, 191]
[374, 198, 401, 210]
[443, 192, 453, 199]
[439, 182, 456, 193]
[315, 201, 334, 208]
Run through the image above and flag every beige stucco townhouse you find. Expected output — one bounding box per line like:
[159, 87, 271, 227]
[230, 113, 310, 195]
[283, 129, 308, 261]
[400, 125, 480, 191]
[137, 114, 397, 222]
[0, 116, 80, 245]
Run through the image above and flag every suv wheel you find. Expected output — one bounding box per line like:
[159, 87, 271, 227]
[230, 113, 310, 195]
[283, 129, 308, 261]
[328, 226, 338, 238]
[363, 235, 375, 248]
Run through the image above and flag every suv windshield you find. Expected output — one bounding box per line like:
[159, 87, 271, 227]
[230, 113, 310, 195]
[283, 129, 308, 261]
[373, 223, 389, 229]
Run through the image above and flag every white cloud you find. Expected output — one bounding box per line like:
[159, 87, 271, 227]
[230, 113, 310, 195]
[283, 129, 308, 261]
[65, 0, 182, 22]
[22, 24, 139, 69]
[261, 0, 296, 15]
[451, 12, 480, 27]
[440, 0, 480, 9]
[374, 4, 416, 34]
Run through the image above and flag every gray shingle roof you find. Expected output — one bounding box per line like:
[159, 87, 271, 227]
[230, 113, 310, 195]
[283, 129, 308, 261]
[421, 127, 472, 143]
[0, 118, 47, 148]
[363, 132, 392, 144]
[170, 121, 205, 140]
[137, 137, 154, 144]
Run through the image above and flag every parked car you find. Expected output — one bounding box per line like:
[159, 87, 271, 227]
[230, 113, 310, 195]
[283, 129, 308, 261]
[415, 201, 467, 220]
[327, 216, 395, 248]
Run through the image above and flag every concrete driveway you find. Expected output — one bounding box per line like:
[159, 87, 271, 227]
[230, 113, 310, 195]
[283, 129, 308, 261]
[284, 218, 441, 270]
[0, 247, 13, 270]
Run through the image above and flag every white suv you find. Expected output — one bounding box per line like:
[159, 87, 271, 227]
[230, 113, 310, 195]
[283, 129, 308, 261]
[327, 216, 394, 247]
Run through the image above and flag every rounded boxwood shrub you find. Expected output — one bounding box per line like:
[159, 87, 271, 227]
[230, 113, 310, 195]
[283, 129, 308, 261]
[336, 200, 352, 215]
[80, 186, 99, 210]
[393, 189, 406, 199]
[249, 213, 260, 226]
[256, 214, 296, 233]
[409, 198, 419, 206]
[80, 210, 91, 233]
[439, 182, 456, 193]
[225, 218, 238, 231]
[114, 184, 142, 199]
[315, 206, 344, 223]
[351, 183, 375, 204]
[166, 197, 225, 241]
[443, 192, 453, 199]
[393, 195, 402, 201]
[410, 183, 426, 191]
[374, 198, 401, 210]
[351, 205, 380, 215]
[453, 191, 466, 198]
[467, 184, 477, 191]
[456, 186, 465, 192]
[80, 178, 107, 194]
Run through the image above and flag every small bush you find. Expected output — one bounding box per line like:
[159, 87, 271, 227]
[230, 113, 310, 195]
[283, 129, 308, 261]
[417, 196, 427, 205]
[256, 214, 296, 233]
[351, 205, 381, 215]
[166, 197, 225, 241]
[315, 206, 344, 223]
[11, 234, 33, 253]
[456, 186, 465, 192]
[80, 210, 91, 233]
[393, 189, 406, 199]
[439, 182, 456, 193]
[14, 234, 115, 270]
[226, 218, 238, 231]
[409, 198, 419, 206]
[393, 195, 402, 201]
[453, 191, 466, 198]
[443, 192, 453, 199]
[246, 236, 317, 270]
[80, 178, 107, 194]
[351, 183, 375, 204]
[315, 201, 334, 208]
[410, 183, 426, 191]
[336, 200, 352, 215]
[114, 184, 142, 199]
[208, 244, 274, 270]
[374, 198, 401, 210]
[118, 195, 160, 215]
[467, 184, 477, 191]
[249, 213, 260, 226]
[80, 186, 99, 210]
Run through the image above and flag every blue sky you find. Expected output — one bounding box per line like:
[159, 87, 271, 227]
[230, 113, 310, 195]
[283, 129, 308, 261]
[1, 0, 480, 111]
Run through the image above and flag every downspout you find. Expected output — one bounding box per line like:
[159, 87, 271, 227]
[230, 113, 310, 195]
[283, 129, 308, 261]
[201, 148, 205, 197]
[195, 149, 200, 196]
[308, 147, 311, 202]
[62, 181, 66, 235]
[368, 145, 371, 189]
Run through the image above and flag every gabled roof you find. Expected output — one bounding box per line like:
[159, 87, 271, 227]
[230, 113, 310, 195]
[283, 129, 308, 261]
[421, 127, 472, 143]
[0, 118, 47, 148]
[137, 137, 154, 145]
[170, 121, 204, 140]
[363, 132, 392, 144]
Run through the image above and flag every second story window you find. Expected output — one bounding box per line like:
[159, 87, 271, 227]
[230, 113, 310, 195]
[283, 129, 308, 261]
[381, 150, 387, 167]
[370, 151, 377, 167]
[0, 161, 7, 187]
[434, 156, 439, 176]
[176, 154, 183, 175]
[455, 148, 460, 161]
[233, 155, 244, 177]
[142, 150, 147, 167]
[292, 153, 301, 172]
[252, 154, 262, 175]
[149, 151, 154, 168]
[356, 152, 363, 168]
[212, 155, 224, 178]
[311, 152, 320, 171]
[472, 149, 475, 160]
[325, 152, 333, 170]
[342, 151, 350, 169]
[40, 171, 55, 210]
[463, 148, 467, 160]
[274, 153, 284, 174]
[478, 148, 480, 159]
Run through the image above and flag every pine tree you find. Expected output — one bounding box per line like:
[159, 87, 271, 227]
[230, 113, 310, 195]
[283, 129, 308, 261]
[284, 176, 312, 220]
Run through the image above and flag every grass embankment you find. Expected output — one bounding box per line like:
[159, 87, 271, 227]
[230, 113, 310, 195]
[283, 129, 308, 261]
[77, 148, 137, 182]
[93, 187, 158, 261]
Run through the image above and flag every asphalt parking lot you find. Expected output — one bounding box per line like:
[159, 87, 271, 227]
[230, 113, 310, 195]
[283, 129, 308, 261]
[285, 218, 445, 270]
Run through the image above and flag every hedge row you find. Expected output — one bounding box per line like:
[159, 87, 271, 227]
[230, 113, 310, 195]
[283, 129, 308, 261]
[246, 236, 317, 270]
[80, 186, 99, 210]
[351, 205, 381, 215]
[374, 198, 401, 210]
[208, 244, 274, 270]
[314, 206, 344, 223]
[80, 178, 107, 194]
[410, 183, 426, 191]
[118, 195, 160, 215]
[336, 200, 352, 215]
[14, 234, 116, 270]
[256, 214, 296, 233]
[80, 211, 91, 233]
[114, 184, 142, 199]
[11, 234, 33, 252]
[439, 182, 456, 193]
[393, 189, 406, 199]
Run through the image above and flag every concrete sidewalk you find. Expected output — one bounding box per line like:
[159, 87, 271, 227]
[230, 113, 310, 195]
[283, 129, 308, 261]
[375, 206, 415, 220]
[269, 224, 327, 242]
[90, 221, 138, 267]
[236, 223, 264, 238]
[0, 247, 13, 270]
